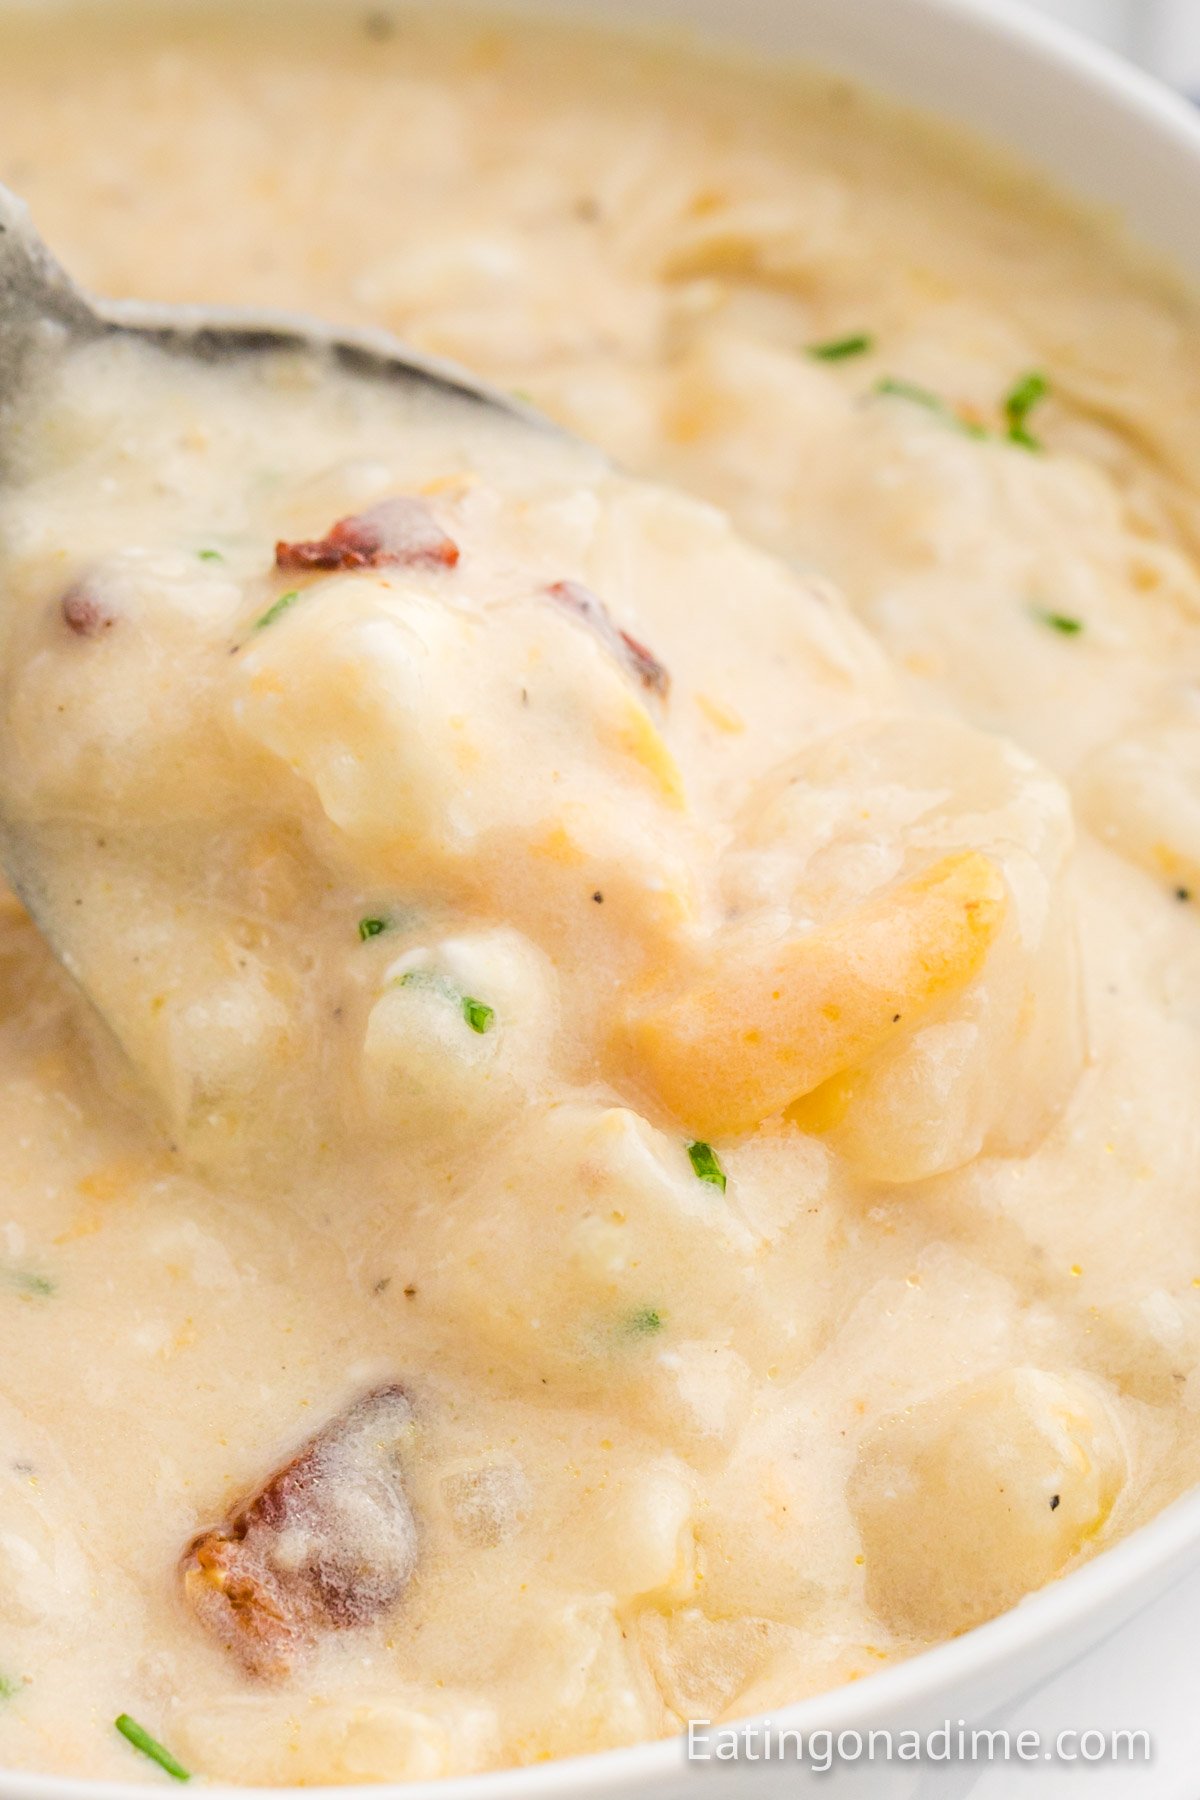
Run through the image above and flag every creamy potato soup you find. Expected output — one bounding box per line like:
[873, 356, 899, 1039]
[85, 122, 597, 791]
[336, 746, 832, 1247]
[2, 2, 1200, 1787]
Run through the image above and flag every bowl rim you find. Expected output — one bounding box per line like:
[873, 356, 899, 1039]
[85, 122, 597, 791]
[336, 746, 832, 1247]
[8, 0, 1200, 1794]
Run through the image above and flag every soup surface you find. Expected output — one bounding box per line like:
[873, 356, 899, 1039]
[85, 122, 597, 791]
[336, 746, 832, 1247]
[3, 3, 1200, 1785]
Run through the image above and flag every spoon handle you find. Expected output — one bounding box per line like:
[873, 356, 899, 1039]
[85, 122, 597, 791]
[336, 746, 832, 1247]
[0, 183, 97, 402]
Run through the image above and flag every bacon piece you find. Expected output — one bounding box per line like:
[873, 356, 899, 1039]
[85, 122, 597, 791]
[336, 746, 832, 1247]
[61, 584, 116, 637]
[548, 579, 669, 700]
[275, 498, 459, 573]
[182, 1384, 417, 1680]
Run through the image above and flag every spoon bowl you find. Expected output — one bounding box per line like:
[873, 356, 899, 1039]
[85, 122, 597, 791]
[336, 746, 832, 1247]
[0, 182, 540, 431]
[0, 177, 566, 1105]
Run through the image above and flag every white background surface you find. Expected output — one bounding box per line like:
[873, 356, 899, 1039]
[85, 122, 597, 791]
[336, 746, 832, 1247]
[1025, 0, 1200, 89]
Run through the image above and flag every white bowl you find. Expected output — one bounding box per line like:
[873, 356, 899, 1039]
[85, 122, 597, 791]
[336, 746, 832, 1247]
[8, 1, 1200, 1795]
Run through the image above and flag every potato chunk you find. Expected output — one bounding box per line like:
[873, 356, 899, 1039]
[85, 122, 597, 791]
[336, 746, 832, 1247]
[232, 572, 690, 905]
[183, 1385, 417, 1680]
[362, 927, 556, 1139]
[422, 1103, 769, 1403]
[625, 851, 1005, 1138]
[849, 1369, 1126, 1640]
[1077, 700, 1200, 896]
[724, 716, 1082, 1177]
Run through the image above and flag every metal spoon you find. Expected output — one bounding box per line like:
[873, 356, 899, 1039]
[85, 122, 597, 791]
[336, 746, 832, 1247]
[0, 180, 538, 437]
[0, 178, 561, 1137]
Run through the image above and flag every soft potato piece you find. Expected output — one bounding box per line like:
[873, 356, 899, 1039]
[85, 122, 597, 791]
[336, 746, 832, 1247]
[1077, 697, 1200, 896]
[692, 1452, 824, 1626]
[566, 1458, 696, 1605]
[636, 1608, 793, 1725]
[625, 850, 1005, 1138]
[25, 841, 325, 1174]
[706, 716, 1083, 1176]
[0, 1441, 90, 1629]
[0, 549, 245, 827]
[234, 582, 470, 857]
[849, 1368, 1126, 1640]
[362, 927, 556, 1138]
[231, 571, 691, 911]
[424, 1103, 764, 1393]
[495, 1597, 666, 1761]
[631, 1340, 755, 1456]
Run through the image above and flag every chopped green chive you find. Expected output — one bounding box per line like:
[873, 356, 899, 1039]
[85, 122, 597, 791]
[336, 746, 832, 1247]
[626, 1306, 664, 1336]
[7, 1270, 54, 1298]
[253, 589, 301, 632]
[358, 917, 389, 941]
[808, 332, 874, 362]
[1005, 371, 1050, 451]
[510, 387, 535, 405]
[0, 1675, 20, 1700]
[114, 1715, 190, 1782]
[874, 377, 988, 439]
[397, 969, 495, 1034]
[196, 548, 224, 563]
[876, 376, 938, 408]
[687, 1140, 727, 1193]
[462, 996, 495, 1035]
[1032, 606, 1083, 637]
[397, 968, 449, 995]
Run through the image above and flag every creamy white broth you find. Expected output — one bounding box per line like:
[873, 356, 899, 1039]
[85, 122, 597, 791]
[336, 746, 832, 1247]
[0, 4, 1199, 1788]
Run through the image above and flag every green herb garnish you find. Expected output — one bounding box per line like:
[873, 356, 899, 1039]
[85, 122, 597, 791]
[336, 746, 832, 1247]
[1005, 371, 1050, 451]
[397, 968, 452, 997]
[358, 917, 389, 941]
[809, 332, 874, 362]
[626, 1306, 664, 1336]
[114, 1715, 190, 1782]
[875, 370, 1052, 450]
[462, 996, 495, 1034]
[196, 548, 224, 563]
[874, 376, 988, 439]
[253, 589, 301, 632]
[7, 1270, 54, 1298]
[398, 969, 495, 1034]
[1032, 606, 1083, 637]
[687, 1140, 727, 1193]
[0, 1675, 20, 1700]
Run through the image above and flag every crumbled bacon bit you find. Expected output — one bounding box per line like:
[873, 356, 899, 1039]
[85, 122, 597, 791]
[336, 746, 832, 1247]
[61, 584, 116, 638]
[275, 498, 459, 573]
[182, 1384, 417, 1681]
[547, 580, 669, 699]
